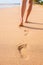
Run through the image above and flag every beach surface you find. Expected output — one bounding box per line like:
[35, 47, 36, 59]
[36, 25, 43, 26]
[0, 4, 43, 65]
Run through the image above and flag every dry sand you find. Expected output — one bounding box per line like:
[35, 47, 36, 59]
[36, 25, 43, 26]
[0, 4, 43, 65]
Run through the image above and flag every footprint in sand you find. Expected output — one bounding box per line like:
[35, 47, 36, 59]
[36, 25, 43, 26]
[24, 29, 29, 36]
[18, 44, 29, 60]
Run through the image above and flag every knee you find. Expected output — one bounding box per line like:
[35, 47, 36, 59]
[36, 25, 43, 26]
[29, 0, 32, 4]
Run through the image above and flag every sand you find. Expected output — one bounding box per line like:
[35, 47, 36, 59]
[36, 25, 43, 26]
[0, 4, 43, 65]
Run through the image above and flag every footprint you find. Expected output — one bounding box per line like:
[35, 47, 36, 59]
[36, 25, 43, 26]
[24, 33, 28, 36]
[24, 29, 29, 36]
[21, 48, 28, 58]
[18, 44, 27, 53]
[24, 29, 27, 32]
[18, 44, 29, 59]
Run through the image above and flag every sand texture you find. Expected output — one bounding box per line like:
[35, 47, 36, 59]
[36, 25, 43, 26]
[0, 5, 43, 65]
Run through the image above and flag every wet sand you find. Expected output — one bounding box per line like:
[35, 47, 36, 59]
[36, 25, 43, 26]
[0, 5, 43, 65]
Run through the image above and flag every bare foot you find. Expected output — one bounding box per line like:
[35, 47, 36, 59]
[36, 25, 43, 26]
[19, 22, 23, 27]
[25, 21, 29, 23]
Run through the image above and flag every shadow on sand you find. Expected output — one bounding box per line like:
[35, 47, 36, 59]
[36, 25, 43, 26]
[19, 21, 43, 30]
[22, 25, 43, 30]
[27, 21, 43, 25]
[20, 21, 43, 30]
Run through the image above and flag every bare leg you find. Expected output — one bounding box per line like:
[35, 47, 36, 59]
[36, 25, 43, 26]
[25, 0, 32, 23]
[19, 0, 27, 26]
